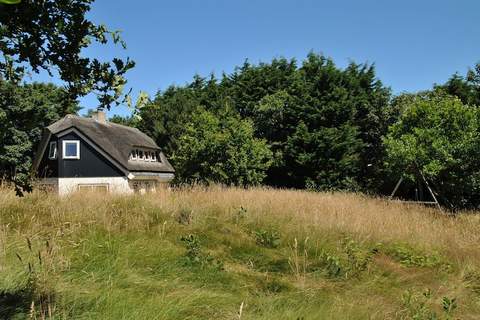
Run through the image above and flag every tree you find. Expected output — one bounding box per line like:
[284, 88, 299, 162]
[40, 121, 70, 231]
[109, 114, 137, 127]
[384, 92, 480, 209]
[221, 58, 298, 118]
[172, 108, 272, 186]
[137, 85, 204, 157]
[436, 62, 480, 107]
[138, 54, 393, 191]
[137, 74, 231, 157]
[0, 81, 79, 195]
[249, 54, 393, 190]
[0, 0, 134, 109]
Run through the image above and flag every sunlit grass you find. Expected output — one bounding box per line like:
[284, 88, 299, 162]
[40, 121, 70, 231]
[1, 186, 480, 319]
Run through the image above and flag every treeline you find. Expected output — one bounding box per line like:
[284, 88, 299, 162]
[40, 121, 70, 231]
[1, 54, 480, 208]
[137, 54, 393, 192]
[123, 54, 480, 209]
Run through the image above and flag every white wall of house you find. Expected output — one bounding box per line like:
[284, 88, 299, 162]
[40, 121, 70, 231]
[57, 177, 133, 196]
[36, 174, 173, 196]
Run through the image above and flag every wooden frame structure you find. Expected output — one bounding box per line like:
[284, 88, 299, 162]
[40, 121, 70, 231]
[389, 168, 442, 211]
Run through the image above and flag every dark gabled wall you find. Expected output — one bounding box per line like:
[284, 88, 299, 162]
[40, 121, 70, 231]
[58, 132, 124, 178]
[37, 137, 58, 178]
[37, 131, 125, 178]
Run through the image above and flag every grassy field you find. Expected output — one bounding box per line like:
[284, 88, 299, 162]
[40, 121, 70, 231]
[1, 186, 480, 319]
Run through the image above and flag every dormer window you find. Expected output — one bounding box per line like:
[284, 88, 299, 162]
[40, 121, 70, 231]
[129, 149, 161, 162]
[62, 140, 80, 159]
[48, 141, 57, 160]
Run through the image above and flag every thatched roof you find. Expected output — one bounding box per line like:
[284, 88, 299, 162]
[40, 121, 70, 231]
[34, 114, 174, 174]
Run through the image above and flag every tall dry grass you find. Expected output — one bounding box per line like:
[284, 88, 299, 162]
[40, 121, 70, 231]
[1, 185, 480, 319]
[175, 187, 480, 266]
[1, 186, 479, 263]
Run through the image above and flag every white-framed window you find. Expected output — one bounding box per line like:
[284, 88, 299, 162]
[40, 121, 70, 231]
[129, 150, 137, 160]
[48, 141, 57, 160]
[62, 140, 80, 159]
[129, 149, 161, 162]
[77, 184, 109, 193]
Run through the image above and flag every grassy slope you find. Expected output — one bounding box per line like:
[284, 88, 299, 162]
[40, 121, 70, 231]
[1, 186, 480, 319]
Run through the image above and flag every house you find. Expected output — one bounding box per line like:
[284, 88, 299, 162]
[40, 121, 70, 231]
[32, 111, 174, 195]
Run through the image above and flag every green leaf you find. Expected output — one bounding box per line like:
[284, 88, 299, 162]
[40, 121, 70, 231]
[0, 0, 21, 4]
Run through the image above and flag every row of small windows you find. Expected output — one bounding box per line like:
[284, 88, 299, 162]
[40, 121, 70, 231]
[129, 149, 161, 162]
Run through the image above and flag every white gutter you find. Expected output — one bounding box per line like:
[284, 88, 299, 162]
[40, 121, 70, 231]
[127, 172, 174, 182]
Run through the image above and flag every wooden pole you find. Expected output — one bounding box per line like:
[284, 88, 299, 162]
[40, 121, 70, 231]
[418, 170, 442, 211]
[390, 177, 403, 199]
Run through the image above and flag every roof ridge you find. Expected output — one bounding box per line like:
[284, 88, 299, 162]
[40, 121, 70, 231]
[107, 120, 140, 132]
[69, 114, 139, 132]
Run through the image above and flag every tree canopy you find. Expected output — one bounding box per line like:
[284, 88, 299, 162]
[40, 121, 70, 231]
[0, 0, 134, 109]
[0, 81, 79, 194]
[138, 53, 393, 191]
[436, 62, 480, 107]
[384, 92, 480, 209]
[172, 108, 272, 186]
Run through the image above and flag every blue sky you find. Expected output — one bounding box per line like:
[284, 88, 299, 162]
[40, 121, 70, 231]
[34, 0, 480, 117]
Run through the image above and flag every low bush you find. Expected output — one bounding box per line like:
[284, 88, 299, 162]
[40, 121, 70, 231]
[254, 229, 281, 248]
[385, 243, 447, 269]
[180, 234, 224, 271]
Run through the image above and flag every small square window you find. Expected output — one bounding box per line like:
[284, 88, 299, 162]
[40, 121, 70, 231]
[48, 141, 57, 160]
[62, 140, 80, 159]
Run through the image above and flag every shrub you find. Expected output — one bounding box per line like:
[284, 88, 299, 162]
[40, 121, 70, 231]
[254, 229, 281, 248]
[400, 289, 458, 320]
[343, 238, 375, 277]
[318, 251, 345, 279]
[385, 243, 446, 269]
[180, 234, 224, 271]
[309, 239, 376, 279]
